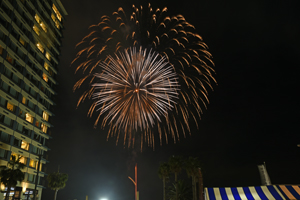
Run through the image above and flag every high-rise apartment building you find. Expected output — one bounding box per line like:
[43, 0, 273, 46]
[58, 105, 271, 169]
[0, 0, 67, 199]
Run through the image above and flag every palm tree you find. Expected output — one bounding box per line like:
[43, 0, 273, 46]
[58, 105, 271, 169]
[185, 157, 201, 200]
[158, 162, 170, 200]
[168, 180, 192, 200]
[168, 155, 183, 200]
[0, 155, 26, 200]
[47, 170, 68, 200]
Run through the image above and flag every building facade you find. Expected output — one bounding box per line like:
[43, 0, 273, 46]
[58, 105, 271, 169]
[0, 0, 67, 199]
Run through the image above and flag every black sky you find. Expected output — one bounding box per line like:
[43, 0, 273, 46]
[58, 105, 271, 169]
[42, 0, 300, 200]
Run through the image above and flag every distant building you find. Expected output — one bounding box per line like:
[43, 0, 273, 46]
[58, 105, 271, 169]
[0, 0, 67, 199]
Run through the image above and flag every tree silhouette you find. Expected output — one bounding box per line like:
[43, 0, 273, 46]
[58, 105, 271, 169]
[0, 155, 25, 200]
[47, 170, 68, 200]
[158, 162, 170, 200]
[168, 155, 183, 200]
[185, 157, 201, 200]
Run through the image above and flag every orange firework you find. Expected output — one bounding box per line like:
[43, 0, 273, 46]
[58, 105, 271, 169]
[73, 4, 216, 149]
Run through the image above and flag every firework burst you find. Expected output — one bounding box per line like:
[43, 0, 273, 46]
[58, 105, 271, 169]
[73, 4, 216, 148]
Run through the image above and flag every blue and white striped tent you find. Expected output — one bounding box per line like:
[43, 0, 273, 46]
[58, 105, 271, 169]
[205, 185, 300, 200]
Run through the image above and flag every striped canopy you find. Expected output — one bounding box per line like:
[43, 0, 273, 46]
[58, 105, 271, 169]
[205, 185, 300, 200]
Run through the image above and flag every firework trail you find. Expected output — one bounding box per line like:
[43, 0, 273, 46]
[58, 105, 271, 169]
[73, 4, 216, 148]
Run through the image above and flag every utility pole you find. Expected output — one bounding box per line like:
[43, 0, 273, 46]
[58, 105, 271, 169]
[33, 154, 42, 200]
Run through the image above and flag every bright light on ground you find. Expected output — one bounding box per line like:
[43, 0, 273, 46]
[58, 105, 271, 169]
[100, 198, 108, 200]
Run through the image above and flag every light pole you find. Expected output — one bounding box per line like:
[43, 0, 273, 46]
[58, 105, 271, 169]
[128, 163, 139, 200]
[33, 154, 42, 200]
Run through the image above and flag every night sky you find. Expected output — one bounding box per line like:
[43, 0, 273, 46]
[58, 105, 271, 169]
[41, 0, 300, 200]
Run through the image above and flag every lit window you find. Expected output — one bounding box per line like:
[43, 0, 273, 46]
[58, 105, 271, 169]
[21, 141, 29, 151]
[19, 156, 27, 164]
[42, 111, 49, 121]
[10, 153, 27, 164]
[52, 4, 62, 21]
[19, 37, 26, 46]
[25, 113, 33, 123]
[45, 52, 51, 61]
[6, 102, 15, 112]
[42, 73, 48, 82]
[44, 62, 49, 71]
[36, 43, 44, 53]
[35, 14, 41, 23]
[35, 120, 39, 128]
[51, 13, 60, 29]
[41, 123, 48, 133]
[33, 25, 40, 35]
[29, 159, 37, 168]
[6, 54, 14, 64]
[22, 97, 27, 105]
[40, 22, 47, 33]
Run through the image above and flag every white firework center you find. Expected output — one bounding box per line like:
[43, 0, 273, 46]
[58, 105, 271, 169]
[92, 47, 180, 131]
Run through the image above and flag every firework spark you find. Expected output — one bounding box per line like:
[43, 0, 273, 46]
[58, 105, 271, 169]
[91, 47, 179, 146]
[73, 4, 216, 148]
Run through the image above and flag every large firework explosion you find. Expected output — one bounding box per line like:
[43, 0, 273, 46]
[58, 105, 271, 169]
[73, 4, 216, 148]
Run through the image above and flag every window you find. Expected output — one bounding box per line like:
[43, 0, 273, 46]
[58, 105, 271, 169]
[21, 141, 29, 151]
[42, 73, 48, 82]
[27, 173, 35, 182]
[13, 138, 21, 147]
[0, 148, 8, 159]
[25, 113, 33, 123]
[19, 109, 25, 118]
[6, 102, 14, 112]
[42, 112, 49, 121]
[19, 37, 26, 46]
[2, 115, 13, 127]
[41, 123, 47, 133]
[11, 154, 27, 165]
[22, 97, 27, 105]
[31, 145, 42, 155]
[1, 81, 9, 92]
[33, 25, 40, 35]
[19, 156, 27, 164]
[6, 54, 14, 64]
[9, 87, 17, 98]
[0, 96, 6, 107]
[33, 133, 40, 142]
[51, 13, 60, 29]
[44, 62, 49, 71]
[28, 100, 35, 110]
[0, 131, 10, 143]
[35, 120, 39, 128]
[45, 52, 51, 61]
[36, 42, 44, 53]
[4, 67, 12, 78]
[35, 14, 47, 33]
[29, 88, 36, 98]
[52, 4, 62, 21]
[29, 159, 37, 168]
[16, 123, 31, 137]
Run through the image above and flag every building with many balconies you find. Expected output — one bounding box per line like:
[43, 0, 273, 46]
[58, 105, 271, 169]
[0, 0, 67, 199]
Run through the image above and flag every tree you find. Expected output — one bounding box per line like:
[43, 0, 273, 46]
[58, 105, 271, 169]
[185, 157, 201, 200]
[158, 162, 170, 200]
[168, 180, 192, 200]
[168, 155, 183, 200]
[0, 155, 26, 200]
[47, 171, 68, 200]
